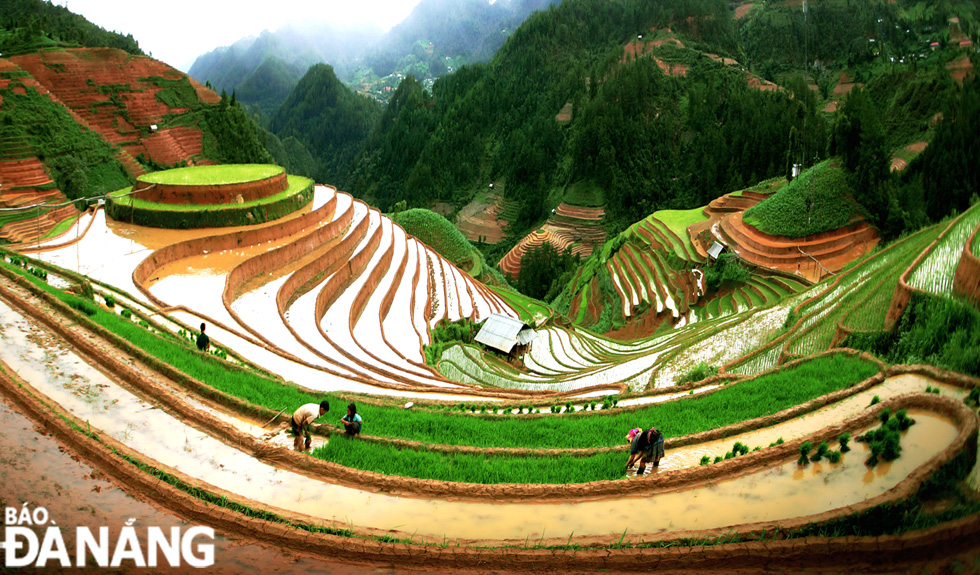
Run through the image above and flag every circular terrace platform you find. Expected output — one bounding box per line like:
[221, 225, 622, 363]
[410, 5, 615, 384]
[107, 164, 313, 229]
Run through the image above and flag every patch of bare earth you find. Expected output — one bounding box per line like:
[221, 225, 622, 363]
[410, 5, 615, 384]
[891, 141, 928, 172]
[947, 55, 974, 84]
[555, 102, 573, 123]
[734, 2, 755, 20]
[456, 194, 506, 244]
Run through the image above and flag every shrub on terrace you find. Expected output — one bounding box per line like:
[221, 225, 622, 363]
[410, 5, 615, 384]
[702, 253, 750, 293]
[391, 209, 475, 269]
[423, 317, 481, 366]
[742, 161, 859, 238]
[848, 293, 980, 377]
[676, 361, 718, 385]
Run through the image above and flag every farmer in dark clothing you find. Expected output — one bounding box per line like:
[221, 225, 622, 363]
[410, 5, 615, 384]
[625, 427, 665, 475]
[196, 322, 210, 352]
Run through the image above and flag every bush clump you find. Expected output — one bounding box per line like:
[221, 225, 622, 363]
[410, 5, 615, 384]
[743, 161, 858, 238]
[676, 361, 719, 385]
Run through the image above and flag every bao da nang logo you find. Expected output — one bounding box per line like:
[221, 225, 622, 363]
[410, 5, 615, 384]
[2, 503, 215, 568]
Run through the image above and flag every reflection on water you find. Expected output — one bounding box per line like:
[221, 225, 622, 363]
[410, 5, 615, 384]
[0, 297, 962, 542]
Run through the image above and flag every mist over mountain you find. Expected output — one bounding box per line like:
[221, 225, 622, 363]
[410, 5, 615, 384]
[187, 0, 560, 112]
[187, 22, 382, 117]
[358, 0, 560, 80]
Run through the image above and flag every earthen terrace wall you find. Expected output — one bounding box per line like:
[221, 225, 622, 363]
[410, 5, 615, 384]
[886, 210, 967, 328]
[133, 170, 287, 205]
[952, 220, 980, 310]
[1, 272, 979, 571]
[132, 186, 329, 309]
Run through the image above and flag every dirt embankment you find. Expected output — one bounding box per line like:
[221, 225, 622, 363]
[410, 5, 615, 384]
[1, 346, 977, 572]
[133, 170, 288, 205]
[456, 194, 507, 244]
[953, 220, 980, 310]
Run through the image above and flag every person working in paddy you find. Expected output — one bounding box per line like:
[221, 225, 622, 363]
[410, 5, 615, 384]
[196, 322, 210, 352]
[625, 427, 664, 475]
[341, 403, 362, 436]
[291, 400, 329, 451]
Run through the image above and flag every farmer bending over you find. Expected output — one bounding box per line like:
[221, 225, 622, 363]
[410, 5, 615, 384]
[341, 402, 362, 436]
[291, 400, 329, 451]
[625, 427, 664, 475]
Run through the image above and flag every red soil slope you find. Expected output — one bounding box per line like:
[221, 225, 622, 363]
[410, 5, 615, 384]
[718, 212, 879, 283]
[0, 157, 75, 243]
[11, 48, 220, 169]
[498, 205, 607, 278]
[456, 194, 507, 244]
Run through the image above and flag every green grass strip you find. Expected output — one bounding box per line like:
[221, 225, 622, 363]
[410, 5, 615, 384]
[311, 354, 877, 483]
[653, 208, 707, 257]
[110, 175, 311, 212]
[315, 434, 626, 483]
[138, 164, 282, 186]
[0, 257, 878, 452]
[340, 353, 878, 449]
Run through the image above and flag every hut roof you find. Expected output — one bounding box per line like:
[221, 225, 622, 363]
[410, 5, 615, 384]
[475, 314, 537, 354]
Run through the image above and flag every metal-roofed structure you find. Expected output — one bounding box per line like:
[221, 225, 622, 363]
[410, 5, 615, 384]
[475, 314, 537, 355]
[707, 241, 726, 261]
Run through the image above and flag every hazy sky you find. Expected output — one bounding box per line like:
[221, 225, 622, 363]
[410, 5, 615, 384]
[56, 0, 425, 71]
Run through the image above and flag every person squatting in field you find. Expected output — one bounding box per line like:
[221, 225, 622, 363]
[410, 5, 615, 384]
[625, 427, 664, 475]
[291, 400, 329, 451]
[341, 402, 362, 436]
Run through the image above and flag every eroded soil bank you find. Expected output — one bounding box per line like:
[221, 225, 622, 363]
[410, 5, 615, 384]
[0, 294, 967, 542]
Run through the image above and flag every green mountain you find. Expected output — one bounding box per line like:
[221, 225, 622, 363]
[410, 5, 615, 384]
[269, 64, 383, 185]
[345, 0, 976, 238]
[188, 23, 381, 118]
[0, 0, 142, 56]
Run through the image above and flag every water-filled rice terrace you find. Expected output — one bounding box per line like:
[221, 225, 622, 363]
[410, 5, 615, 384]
[0, 168, 978, 572]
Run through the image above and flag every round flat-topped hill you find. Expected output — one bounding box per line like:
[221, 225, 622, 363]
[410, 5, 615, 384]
[107, 164, 313, 229]
[132, 164, 287, 205]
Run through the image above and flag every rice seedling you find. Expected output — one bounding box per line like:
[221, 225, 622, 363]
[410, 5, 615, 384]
[798, 441, 813, 466]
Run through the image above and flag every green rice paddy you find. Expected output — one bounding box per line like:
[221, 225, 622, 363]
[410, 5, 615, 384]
[137, 164, 283, 186]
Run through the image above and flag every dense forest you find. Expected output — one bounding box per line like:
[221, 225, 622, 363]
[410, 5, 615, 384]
[0, 0, 142, 55]
[3, 0, 978, 308]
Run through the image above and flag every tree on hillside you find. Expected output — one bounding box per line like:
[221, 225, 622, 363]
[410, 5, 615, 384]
[907, 73, 980, 221]
[515, 242, 580, 301]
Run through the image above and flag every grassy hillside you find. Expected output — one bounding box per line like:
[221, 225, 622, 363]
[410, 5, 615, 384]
[0, 72, 130, 199]
[743, 161, 860, 238]
[0, 0, 142, 56]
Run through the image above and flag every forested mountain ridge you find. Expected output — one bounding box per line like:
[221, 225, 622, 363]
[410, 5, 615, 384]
[187, 0, 558, 117]
[269, 64, 383, 186]
[187, 23, 382, 119]
[342, 0, 976, 229]
[0, 0, 142, 56]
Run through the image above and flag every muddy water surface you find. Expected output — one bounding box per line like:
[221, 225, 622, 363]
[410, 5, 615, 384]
[0, 398, 474, 575]
[0, 296, 962, 543]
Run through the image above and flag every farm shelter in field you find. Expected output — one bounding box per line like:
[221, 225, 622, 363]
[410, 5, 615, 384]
[475, 314, 537, 356]
[707, 241, 726, 261]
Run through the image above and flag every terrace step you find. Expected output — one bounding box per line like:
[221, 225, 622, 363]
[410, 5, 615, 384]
[717, 212, 879, 280]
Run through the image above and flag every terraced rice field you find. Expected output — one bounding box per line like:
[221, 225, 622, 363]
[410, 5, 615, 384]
[1, 173, 978, 572]
[908, 203, 980, 297]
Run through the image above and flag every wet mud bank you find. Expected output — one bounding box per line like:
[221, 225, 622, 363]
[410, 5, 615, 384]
[0, 273, 971, 504]
[0, 396, 405, 575]
[1, 357, 978, 572]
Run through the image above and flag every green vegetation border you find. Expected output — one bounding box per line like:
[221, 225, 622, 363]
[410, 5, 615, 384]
[105, 176, 313, 228]
[136, 164, 282, 186]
